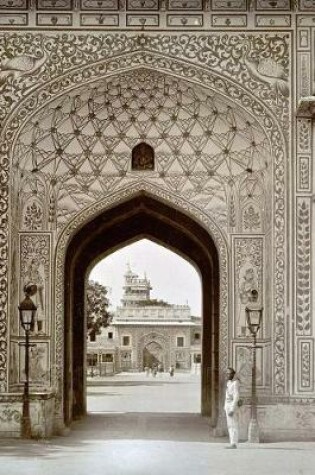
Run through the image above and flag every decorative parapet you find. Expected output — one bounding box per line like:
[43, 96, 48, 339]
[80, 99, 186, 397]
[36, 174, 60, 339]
[0, 2, 313, 29]
[296, 96, 315, 118]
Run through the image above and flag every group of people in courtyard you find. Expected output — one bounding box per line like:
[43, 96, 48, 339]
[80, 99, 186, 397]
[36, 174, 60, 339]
[144, 364, 175, 377]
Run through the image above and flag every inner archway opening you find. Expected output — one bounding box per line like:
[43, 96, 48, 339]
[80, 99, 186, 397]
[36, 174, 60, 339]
[64, 192, 220, 428]
[87, 238, 202, 414]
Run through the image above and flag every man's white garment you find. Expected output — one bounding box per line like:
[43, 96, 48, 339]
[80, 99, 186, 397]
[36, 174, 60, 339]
[224, 378, 240, 445]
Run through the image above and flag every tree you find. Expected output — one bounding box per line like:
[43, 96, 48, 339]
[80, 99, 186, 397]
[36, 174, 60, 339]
[87, 280, 112, 341]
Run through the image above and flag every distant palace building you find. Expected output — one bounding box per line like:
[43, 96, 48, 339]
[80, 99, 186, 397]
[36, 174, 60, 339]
[87, 265, 202, 375]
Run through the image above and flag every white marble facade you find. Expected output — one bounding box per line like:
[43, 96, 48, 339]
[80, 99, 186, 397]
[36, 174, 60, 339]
[0, 2, 314, 438]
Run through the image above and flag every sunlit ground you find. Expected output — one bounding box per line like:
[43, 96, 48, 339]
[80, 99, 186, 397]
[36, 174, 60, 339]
[0, 372, 314, 475]
[87, 371, 201, 414]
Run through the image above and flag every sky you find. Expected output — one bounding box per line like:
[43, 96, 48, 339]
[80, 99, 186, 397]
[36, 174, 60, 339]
[89, 239, 201, 316]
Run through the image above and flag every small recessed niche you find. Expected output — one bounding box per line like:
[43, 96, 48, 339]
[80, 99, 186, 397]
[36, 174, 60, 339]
[132, 142, 155, 171]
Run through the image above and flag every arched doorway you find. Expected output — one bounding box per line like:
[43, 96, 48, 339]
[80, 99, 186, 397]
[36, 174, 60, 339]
[64, 192, 219, 427]
[138, 331, 169, 372]
[143, 342, 165, 370]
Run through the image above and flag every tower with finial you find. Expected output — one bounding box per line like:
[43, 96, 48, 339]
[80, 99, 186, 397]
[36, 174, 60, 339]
[121, 264, 152, 307]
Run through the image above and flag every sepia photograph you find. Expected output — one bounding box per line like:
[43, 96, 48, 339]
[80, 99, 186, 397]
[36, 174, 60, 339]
[0, 2, 314, 473]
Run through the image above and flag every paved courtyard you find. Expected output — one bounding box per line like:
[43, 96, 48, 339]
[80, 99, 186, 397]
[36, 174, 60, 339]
[0, 373, 314, 475]
[87, 371, 201, 413]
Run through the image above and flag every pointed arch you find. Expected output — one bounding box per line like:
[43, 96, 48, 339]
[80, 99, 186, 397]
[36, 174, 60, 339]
[55, 185, 226, 430]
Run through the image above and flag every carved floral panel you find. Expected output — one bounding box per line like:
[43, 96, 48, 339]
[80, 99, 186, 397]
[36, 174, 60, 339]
[296, 198, 312, 337]
[19, 234, 51, 336]
[233, 237, 264, 339]
[297, 338, 314, 393]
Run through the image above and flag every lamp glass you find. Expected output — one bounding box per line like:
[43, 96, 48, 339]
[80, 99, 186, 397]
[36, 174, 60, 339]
[20, 309, 34, 330]
[19, 296, 37, 331]
[249, 310, 261, 327]
[246, 308, 262, 336]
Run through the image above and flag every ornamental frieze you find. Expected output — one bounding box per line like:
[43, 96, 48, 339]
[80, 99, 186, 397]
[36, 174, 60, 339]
[0, 32, 289, 128]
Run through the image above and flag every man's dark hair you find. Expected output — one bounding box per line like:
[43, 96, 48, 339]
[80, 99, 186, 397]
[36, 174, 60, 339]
[227, 367, 235, 376]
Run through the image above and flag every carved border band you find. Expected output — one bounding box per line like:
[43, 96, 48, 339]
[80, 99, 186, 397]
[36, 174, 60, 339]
[297, 156, 312, 192]
[295, 197, 312, 338]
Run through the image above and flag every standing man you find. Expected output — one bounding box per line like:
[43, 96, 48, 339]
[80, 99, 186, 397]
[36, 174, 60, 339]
[224, 367, 240, 449]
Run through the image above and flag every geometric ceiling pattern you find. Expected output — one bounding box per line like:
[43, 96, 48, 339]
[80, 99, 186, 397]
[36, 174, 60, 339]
[14, 69, 270, 230]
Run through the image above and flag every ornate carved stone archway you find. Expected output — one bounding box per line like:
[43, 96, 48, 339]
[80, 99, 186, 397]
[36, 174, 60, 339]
[60, 186, 224, 429]
[0, 33, 290, 436]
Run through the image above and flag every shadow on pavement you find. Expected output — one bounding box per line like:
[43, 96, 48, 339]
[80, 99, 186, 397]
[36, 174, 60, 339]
[0, 413, 222, 458]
